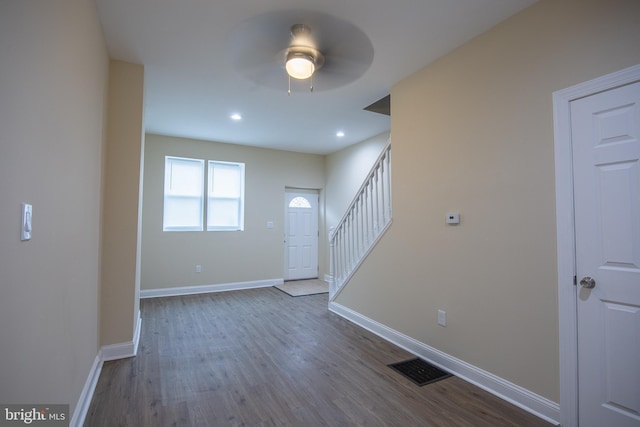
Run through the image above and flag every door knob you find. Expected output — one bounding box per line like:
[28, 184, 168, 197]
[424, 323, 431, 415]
[579, 276, 596, 289]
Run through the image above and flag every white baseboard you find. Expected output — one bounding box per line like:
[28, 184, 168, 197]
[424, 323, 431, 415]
[71, 314, 142, 426]
[70, 354, 103, 427]
[140, 278, 283, 299]
[100, 313, 142, 361]
[329, 302, 560, 426]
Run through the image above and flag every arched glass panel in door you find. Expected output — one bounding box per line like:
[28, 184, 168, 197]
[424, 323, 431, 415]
[289, 196, 311, 208]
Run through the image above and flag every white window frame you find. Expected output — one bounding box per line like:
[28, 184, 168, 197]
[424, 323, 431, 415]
[207, 160, 245, 231]
[163, 156, 204, 232]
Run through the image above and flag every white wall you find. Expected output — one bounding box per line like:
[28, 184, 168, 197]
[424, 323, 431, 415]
[325, 132, 390, 228]
[141, 134, 326, 290]
[0, 0, 108, 413]
[336, 0, 640, 403]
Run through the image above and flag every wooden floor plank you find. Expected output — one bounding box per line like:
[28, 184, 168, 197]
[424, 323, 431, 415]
[85, 287, 552, 426]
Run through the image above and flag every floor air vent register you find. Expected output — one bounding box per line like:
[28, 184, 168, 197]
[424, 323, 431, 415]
[388, 358, 452, 386]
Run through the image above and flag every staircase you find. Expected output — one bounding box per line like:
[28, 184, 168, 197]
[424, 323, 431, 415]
[328, 139, 392, 300]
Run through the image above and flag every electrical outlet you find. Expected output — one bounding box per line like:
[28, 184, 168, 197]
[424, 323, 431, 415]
[446, 212, 460, 225]
[195, 264, 202, 273]
[438, 309, 446, 326]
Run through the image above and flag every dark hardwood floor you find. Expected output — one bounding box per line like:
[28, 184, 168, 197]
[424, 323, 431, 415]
[85, 287, 552, 426]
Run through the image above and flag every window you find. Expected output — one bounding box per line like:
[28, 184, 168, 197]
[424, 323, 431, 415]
[163, 156, 204, 231]
[207, 160, 245, 231]
[288, 196, 311, 208]
[163, 157, 245, 232]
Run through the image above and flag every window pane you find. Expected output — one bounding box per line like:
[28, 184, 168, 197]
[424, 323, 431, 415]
[166, 158, 203, 196]
[208, 198, 239, 227]
[210, 163, 240, 197]
[164, 196, 202, 229]
[207, 161, 244, 231]
[163, 156, 204, 231]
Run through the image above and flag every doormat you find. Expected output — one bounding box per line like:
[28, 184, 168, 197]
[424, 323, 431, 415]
[388, 358, 452, 386]
[275, 280, 329, 297]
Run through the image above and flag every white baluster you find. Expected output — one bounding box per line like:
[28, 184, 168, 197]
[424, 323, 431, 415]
[385, 148, 392, 222]
[328, 140, 392, 300]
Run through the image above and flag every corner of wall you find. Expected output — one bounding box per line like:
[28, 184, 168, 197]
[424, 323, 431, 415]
[100, 60, 145, 347]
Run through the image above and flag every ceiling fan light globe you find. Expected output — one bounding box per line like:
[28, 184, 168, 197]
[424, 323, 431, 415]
[286, 54, 315, 80]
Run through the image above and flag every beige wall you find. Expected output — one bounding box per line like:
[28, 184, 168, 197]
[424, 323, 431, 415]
[141, 134, 325, 289]
[0, 0, 108, 412]
[100, 60, 145, 346]
[336, 0, 640, 402]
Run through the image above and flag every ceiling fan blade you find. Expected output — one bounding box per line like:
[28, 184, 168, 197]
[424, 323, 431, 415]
[226, 19, 287, 70]
[226, 9, 374, 91]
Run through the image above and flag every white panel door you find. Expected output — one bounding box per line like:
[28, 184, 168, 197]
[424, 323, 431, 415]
[284, 189, 318, 281]
[571, 81, 640, 427]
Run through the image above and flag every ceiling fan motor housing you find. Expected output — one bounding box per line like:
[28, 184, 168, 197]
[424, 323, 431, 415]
[285, 24, 325, 79]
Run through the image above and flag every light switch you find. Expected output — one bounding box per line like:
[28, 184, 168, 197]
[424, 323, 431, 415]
[446, 212, 460, 225]
[21, 203, 32, 241]
[438, 309, 446, 326]
[266, 221, 274, 229]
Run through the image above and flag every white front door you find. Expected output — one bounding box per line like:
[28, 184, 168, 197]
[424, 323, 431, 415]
[571, 81, 640, 427]
[284, 189, 318, 281]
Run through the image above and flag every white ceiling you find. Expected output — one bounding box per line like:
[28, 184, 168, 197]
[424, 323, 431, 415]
[95, 0, 536, 155]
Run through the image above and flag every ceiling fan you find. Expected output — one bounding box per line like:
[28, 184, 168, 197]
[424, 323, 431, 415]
[227, 10, 374, 93]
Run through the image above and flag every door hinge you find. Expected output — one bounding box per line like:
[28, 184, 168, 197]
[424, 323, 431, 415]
[573, 275, 577, 286]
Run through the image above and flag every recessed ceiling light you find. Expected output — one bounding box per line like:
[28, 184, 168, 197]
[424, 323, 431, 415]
[230, 113, 242, 121]
[336, 131, 345, 137]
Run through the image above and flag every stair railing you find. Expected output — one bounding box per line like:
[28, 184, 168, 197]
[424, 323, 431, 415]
[328, 139, 392, 300]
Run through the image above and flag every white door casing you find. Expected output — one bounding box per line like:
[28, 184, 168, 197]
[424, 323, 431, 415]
[554, 65, 640, 427]
[284, 189, 319, 281]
